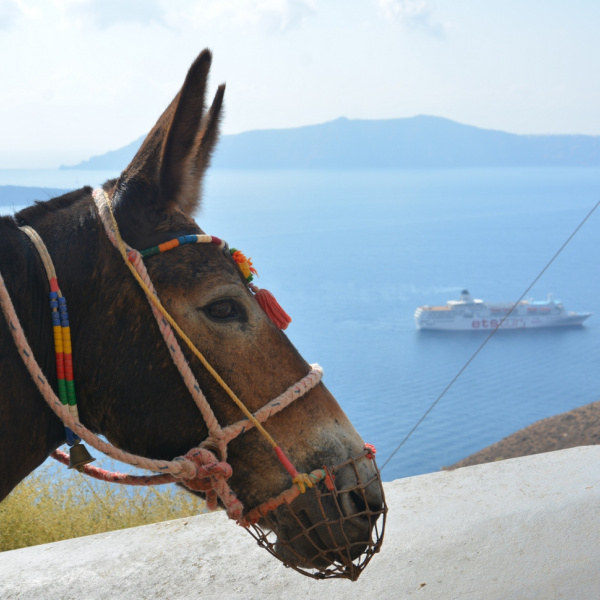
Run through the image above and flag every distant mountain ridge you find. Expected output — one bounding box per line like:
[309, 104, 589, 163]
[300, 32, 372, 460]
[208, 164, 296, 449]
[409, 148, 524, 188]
[61, 115, 600, 170]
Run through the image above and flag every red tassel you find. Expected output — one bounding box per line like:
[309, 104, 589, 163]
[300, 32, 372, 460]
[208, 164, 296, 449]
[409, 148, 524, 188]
[252, 286, 292, 330]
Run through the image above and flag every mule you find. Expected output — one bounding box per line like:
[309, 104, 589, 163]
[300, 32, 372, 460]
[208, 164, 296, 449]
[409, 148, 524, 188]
[0, 50, 385, 579]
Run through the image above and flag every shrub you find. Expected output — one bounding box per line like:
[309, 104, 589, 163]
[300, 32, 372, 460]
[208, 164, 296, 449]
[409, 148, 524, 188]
[0, 462, 207, 552]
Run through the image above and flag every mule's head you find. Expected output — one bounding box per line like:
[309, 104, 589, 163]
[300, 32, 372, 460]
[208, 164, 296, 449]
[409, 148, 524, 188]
[98, 50, 385, 578]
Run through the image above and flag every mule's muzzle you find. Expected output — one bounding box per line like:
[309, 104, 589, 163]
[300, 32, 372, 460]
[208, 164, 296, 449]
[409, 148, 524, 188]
[244, 449, 387, 581]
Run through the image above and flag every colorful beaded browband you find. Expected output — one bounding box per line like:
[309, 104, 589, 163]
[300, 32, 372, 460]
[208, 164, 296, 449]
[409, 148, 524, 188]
[140, 234, 225, 258]
[138, 234, 291, 329]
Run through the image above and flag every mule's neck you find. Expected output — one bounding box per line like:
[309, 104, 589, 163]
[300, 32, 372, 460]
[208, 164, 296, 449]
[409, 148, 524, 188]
[0, 217, 67, 501]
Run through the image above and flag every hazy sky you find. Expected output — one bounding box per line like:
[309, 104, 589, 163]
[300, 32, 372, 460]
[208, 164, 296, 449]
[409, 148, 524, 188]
[1, 0, 599, 168]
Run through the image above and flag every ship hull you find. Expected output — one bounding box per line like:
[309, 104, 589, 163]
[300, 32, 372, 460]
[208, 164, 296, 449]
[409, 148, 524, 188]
[414, 291, 591, 331]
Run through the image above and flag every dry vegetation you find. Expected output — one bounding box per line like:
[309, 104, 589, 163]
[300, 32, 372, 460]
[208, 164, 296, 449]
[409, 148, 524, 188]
[0, 461, 207, 552]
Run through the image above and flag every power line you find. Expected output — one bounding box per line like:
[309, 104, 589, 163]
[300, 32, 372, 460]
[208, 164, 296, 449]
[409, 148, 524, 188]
[380, 198, 600, 472]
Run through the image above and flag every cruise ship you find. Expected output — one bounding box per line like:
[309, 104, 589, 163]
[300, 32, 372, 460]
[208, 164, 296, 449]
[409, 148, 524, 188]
[414, 290, 591, 331]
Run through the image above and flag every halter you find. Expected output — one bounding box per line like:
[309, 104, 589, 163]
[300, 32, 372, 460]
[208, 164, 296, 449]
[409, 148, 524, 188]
[0, 188, 386, 580]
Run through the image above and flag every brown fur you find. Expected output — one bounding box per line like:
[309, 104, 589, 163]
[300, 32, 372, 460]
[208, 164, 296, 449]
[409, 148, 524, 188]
[0, 50, 382, 561]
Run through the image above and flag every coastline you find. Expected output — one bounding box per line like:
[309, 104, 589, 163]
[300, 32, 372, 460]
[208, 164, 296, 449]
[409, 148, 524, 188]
[447, 399, 600, 469]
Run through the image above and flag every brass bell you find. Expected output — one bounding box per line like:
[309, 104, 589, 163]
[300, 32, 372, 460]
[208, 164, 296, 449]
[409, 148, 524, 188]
[68, 442, 96, 472]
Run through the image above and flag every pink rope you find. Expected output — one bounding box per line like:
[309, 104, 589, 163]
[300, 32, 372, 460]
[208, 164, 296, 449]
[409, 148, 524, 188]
[239, 468, 326, 526]
[1, 190, 324, 523]
[125, 249, 227, 457]
[0, 270, 194, 477]
[221, 366, 323, 444]
[51, 449, 176, 485]
[52, 448, 242, 519]
[0, 230, 243, 518]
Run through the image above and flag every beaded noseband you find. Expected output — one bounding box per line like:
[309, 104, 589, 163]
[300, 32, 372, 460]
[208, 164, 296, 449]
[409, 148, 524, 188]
[0, 188, 386, 580]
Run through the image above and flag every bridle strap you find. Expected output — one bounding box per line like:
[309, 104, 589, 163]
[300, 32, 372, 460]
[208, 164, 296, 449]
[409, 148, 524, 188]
[94, 190, 280, 452]
[18, 226, 81, 423]
[93, 188, 322, 492]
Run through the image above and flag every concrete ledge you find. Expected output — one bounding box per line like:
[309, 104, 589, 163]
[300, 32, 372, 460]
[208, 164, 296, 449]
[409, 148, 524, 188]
[1, 446, 599, 599]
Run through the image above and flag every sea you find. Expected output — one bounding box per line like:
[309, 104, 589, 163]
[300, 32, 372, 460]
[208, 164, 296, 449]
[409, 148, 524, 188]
[2, 167, 599, 483]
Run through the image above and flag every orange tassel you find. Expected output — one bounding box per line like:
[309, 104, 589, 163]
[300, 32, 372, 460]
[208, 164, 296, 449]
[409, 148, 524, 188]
[252, 286, 292, 330]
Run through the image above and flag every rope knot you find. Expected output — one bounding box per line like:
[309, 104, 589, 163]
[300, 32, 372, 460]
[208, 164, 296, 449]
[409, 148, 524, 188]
[178, 447, 243, 520]
[182, 447, 232, 487]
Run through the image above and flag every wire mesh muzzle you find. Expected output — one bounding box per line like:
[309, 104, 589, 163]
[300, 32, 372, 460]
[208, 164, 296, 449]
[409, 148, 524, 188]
[243, 451, 387, 581]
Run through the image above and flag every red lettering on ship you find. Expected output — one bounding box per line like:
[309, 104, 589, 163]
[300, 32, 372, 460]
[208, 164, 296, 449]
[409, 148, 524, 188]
[472, 319, 526, 329]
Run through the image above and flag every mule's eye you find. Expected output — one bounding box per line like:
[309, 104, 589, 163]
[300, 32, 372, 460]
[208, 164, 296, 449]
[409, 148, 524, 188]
[205, 299, 238, 321]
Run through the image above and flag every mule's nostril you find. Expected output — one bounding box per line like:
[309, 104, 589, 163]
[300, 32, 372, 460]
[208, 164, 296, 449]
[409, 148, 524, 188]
[348, 490, 367, 515]
[332, 455, 385, 521]
[339, 488, 371, 525]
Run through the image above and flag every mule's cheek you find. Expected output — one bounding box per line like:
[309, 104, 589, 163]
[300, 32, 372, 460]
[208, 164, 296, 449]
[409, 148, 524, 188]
[267, 385, 368, 473]
[226, 434, 293, 508]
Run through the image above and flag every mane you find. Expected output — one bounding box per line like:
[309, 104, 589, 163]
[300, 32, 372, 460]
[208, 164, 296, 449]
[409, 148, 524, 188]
[0, 214, 18, 234]
[14, 185, 103, 227]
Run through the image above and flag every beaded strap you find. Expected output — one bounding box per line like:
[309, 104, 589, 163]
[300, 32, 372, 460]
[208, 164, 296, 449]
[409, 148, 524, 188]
[140, 234, 225, 258]
[20, 225, 80, 446]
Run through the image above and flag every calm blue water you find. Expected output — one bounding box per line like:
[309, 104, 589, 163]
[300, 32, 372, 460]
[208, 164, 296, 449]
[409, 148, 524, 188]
[2, 167, 599, 482]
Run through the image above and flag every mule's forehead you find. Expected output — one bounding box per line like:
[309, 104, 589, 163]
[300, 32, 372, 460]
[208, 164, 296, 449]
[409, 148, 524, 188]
[145, 241, 245, 290]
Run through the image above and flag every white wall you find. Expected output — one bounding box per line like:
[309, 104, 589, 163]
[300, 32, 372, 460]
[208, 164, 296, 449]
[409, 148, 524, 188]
[1, 445, 599, 600]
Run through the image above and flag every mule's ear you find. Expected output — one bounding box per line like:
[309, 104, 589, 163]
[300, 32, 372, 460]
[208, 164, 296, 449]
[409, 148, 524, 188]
[117, 49, 224, 217]
[160, 53, 225, 215]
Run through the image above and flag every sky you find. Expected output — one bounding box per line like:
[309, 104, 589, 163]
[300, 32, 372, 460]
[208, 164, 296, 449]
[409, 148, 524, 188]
[1, 0, 599, 168]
